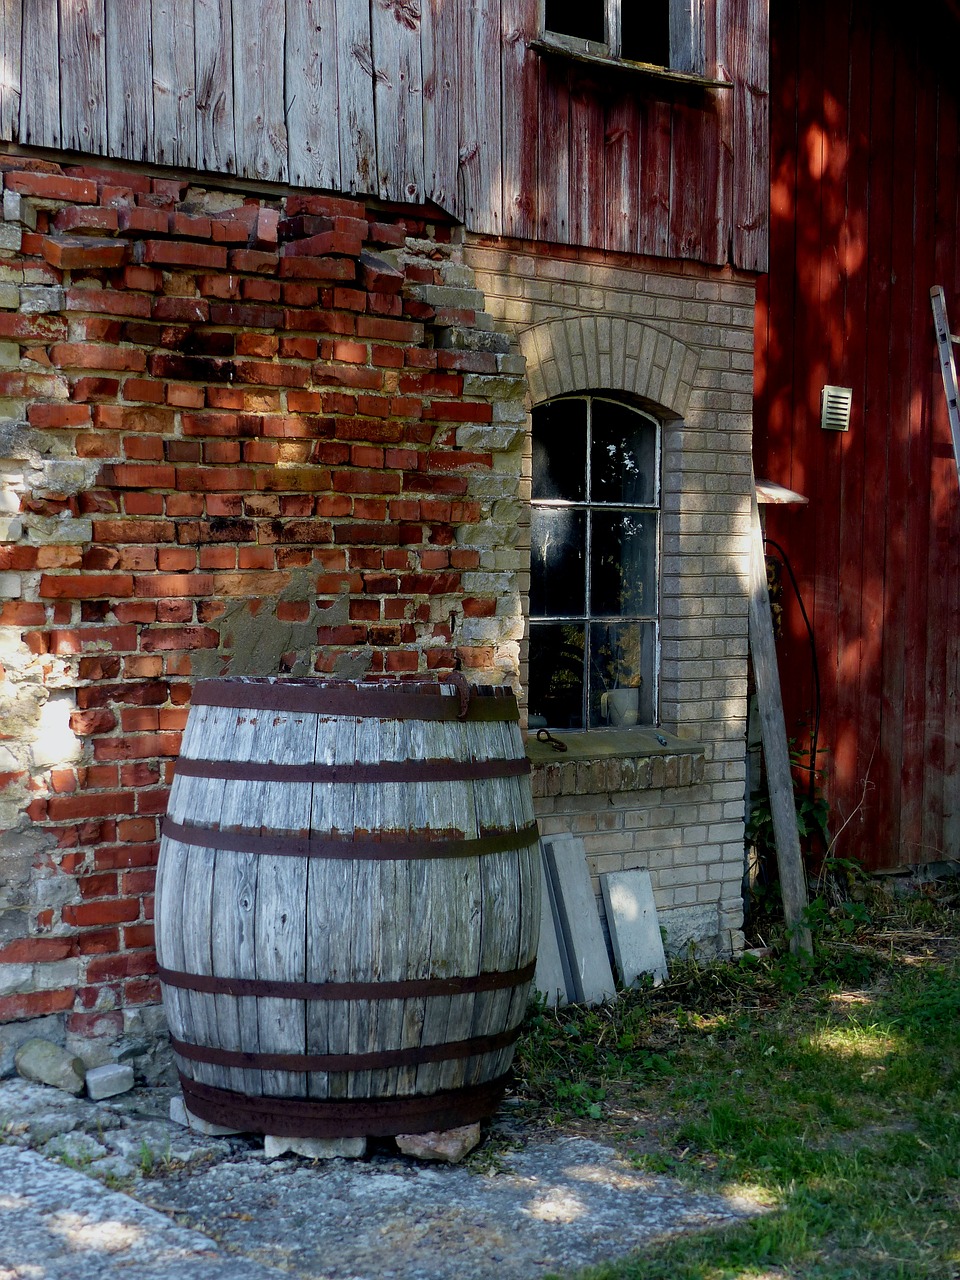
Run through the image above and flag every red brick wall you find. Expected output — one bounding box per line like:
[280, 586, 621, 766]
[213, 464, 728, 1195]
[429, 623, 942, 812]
[0, 156, 525, 1060]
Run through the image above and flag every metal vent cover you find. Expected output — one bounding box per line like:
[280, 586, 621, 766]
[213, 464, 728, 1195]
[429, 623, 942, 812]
[821, 385, 853, 432]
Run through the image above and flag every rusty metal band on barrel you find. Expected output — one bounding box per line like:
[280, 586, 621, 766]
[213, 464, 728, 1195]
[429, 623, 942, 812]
[191, 679, 519, 721]
[173, 756, 531, 784]
[170, 1024, 520, 1072]
[161, 817, 540, 861]
[157, 958, 536, 1001]
[178, 1072, 512, 1138]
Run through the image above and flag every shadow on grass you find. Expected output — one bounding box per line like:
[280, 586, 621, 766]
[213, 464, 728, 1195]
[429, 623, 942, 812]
[519, 941, 960, 1280]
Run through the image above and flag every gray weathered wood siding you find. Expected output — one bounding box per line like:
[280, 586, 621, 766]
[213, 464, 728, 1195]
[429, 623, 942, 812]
[0, 0, 768, 270]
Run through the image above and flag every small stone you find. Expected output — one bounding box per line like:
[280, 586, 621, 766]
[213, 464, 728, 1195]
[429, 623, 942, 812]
[264, 1134, 367, 1160]
[42, 1131, 108, 1163]
[85, 1063, 135, 1100]
[14, 1039, 86, 1095]
[89, 1154, 136, 1181]
[169, 1095, 244, 1136]
[395, 1123, 481, 1164]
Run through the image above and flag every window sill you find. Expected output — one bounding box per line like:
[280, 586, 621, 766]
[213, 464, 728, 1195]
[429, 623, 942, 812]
[525, 727, 705, 797]
[530, 38, 731, 91]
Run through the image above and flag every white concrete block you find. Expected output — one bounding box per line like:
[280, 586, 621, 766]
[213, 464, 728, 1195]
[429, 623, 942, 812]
[600, 870, 668, 988]
[264, 1134, 366, 1160]
[85, 1063, 135, 1100]
[542, 835, 615, 1006]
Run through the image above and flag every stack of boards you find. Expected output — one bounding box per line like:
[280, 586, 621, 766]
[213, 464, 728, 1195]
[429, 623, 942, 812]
[535, 835, 668, 1007]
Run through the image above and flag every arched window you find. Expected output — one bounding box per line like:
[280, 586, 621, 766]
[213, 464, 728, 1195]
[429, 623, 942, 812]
[528, 395, 660, 731]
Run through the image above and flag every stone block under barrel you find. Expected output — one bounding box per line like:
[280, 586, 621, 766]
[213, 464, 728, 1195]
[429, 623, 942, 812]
[155, 677, 540, 1138]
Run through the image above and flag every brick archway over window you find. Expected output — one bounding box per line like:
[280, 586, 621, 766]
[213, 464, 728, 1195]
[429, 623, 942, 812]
[518, 316, 700, 417]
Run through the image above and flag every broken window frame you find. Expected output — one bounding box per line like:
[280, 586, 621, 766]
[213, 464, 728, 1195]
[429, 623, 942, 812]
[538, 0, 704, 75]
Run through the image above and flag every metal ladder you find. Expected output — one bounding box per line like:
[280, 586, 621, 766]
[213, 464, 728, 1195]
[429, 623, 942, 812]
[930, 285, 960, 489]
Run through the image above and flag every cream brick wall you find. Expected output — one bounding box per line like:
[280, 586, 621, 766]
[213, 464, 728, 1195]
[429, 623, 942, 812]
[466, 238, 755, 959]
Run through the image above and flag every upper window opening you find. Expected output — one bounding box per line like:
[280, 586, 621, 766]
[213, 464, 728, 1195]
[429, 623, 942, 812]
[620, 6, 670, 67]
[540, 0, 702, 74]
[543, 0, 605, 46]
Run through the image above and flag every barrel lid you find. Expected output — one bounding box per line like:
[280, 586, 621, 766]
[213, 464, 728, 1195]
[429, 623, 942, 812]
[190, 677, 520, 722]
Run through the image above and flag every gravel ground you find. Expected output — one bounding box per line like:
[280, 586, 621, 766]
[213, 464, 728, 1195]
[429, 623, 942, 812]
[0, 1078, 763, 1279]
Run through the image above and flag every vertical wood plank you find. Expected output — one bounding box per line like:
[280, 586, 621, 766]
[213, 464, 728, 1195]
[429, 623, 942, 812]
[457, 0, 501, 235]
[729, 0, 769, 271]
[306, 714, 356, 1100]
[899, 65, 938, 861]
[20, 0, 59, 147]
[104, 0, 154, 160]
[60, 0, 106, 155]
[855, 7, 895, 857]
[232, 0, 287, 182]
[875, 29, 921, 863]
[152, 0, 196, 168]
[500, 0, 538, 240]
[336, 0, 376, 194]
[669, 99, 720, 262]
[603, 89, 640, 256]
[180, 845, 219, 1087]
[255, 852, 308, 1098]
[154, 837, 191, 1056]
[370, 0, 424, 203]
[285, 0, 340, 190]
[211, 850, 261, 1097]
[568, 71, 604, 250]
[421, 0, 458, 215]
[537, 59, 570, 245]
[195, 0, 236, 174]
[637, 99, 671, 259]
[749, 480, 812, 955]
[305, 859, 353, 1100]
[924, 61, 959, 862]
[0, 0, 22, 140]
[807, 0, 851, 851]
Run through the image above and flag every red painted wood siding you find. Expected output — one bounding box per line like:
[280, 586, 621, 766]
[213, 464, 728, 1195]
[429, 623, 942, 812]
[0, 0, 769, 270]
[755, 0, 960, 871]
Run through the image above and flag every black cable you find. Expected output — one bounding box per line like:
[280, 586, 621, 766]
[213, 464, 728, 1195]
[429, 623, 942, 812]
[762, 537, 821, 799]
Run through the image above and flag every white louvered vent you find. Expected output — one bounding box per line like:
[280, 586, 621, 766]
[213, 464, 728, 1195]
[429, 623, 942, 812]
[820, 385, 853, 432]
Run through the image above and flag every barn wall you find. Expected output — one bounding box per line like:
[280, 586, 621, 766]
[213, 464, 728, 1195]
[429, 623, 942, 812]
[0, 0, 769, 270]
[754, 0, 960, 871]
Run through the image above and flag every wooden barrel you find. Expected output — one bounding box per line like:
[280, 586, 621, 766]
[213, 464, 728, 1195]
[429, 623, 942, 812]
[155, 677, 540, 1138]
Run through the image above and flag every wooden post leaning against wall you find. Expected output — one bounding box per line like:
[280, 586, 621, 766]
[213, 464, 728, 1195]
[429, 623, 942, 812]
[748, 475, 813, 956]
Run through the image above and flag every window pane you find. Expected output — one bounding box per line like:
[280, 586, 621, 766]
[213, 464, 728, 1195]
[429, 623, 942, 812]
[589, 621, 656, 727]
[591, 403, 658, 504]
[532, 398, 587, 501]
[531, 508, 586, 616]
[590, 510, 657, 616]
[529, 623, 586, 730]
[620, 4, 670, 65]
[544, 0, 605, 43]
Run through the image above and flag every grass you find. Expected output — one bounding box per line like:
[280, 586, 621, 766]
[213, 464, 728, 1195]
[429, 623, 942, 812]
[513, 880, 960, 1279]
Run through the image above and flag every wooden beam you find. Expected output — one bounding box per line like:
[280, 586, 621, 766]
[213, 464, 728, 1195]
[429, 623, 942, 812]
[748, 474, 813, 956]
